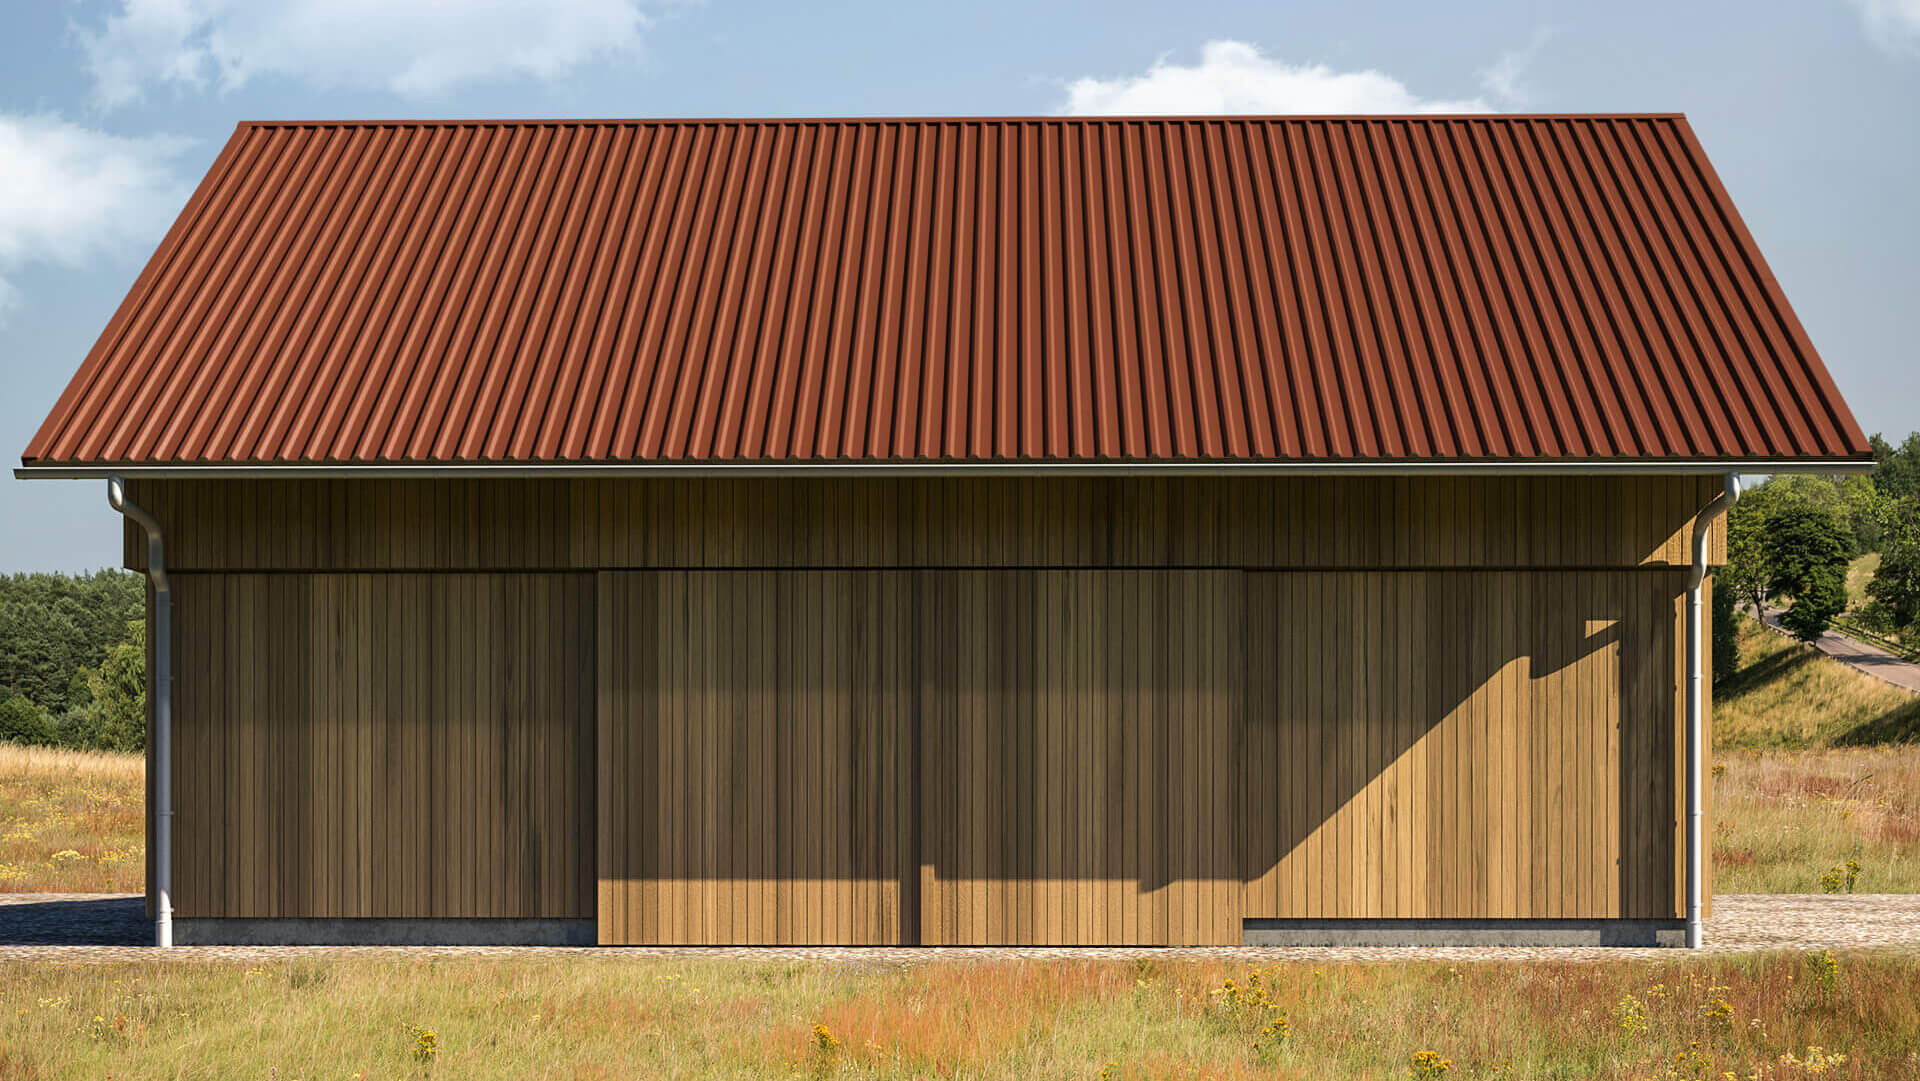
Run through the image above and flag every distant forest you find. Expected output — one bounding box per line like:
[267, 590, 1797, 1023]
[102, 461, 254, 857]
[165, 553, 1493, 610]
[0, 570, 146, 751]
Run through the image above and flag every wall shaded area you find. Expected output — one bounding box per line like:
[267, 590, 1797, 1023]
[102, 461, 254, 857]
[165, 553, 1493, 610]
[125, 475, 1724, 572]
[170, 573, 595, 919]
[597, 570, 917, 945]
[917, 570, 1240, 945]
[596, 569, 1242, 946]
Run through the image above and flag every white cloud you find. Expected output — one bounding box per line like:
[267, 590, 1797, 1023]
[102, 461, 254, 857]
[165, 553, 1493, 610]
[0, 114, 191, 314]
[1058, 41, 1492, 116]
[78, 0, 653, 110]
[1848, 0, 1920, 53]
[1478, 28, 1556, 107]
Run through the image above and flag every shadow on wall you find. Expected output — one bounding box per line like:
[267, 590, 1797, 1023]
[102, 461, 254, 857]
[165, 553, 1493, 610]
[598, 568, 1686, 940]
[1240, 570, 1683, 924]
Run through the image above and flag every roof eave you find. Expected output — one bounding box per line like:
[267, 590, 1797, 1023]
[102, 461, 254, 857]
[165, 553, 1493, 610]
[13, 458, 1880, 480]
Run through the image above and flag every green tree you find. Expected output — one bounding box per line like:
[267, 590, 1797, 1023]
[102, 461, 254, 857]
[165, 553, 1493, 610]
[0, 688, 54, 746]
[1765, 505, 1852, 642]
[65, 620, 147, 752]
[1711, 575, 1739, 684]
[1868, 499, 1920, 630]
[1780, 564, 1848, 642]
[1839, 474, 1890, 553]
[0, 570, 143, 717]
[1870, 432, 1920, 503]
[1722, 485, 1779, 616]
[1766, 473, 1852, 520]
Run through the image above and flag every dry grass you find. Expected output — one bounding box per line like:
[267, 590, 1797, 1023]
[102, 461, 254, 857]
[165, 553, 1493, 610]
[1, 952, 1918, 1080]
[1708, 615, 1920, 893]
[0, 742, 143, 893]
[1716, 615, 1920, 749]
[1716, 746, 1920, 894]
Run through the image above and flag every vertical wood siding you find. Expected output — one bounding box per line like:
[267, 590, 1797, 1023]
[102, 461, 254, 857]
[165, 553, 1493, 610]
[597, 568, 1242, 945]
[917, 570, 1241, 945]
[597, 571, 917, 945]
[171, 572, 594, 919]
[155, 476, 1704, 941]
[1242, 570, 1684, 920]
[125, 476, 1725, 572]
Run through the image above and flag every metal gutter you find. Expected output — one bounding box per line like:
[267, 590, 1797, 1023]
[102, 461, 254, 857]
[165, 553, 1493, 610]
[15, 459, 1878, 480]
[1686, 474, 1741, 949]
[106, 476, 173, 949]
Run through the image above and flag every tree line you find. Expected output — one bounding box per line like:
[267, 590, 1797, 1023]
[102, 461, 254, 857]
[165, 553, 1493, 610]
[0, 570, 147, 751]
[1714, 431, 1920, 682]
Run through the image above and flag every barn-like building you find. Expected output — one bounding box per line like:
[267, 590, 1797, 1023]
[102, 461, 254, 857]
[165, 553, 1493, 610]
[19, 116, 1871, 947]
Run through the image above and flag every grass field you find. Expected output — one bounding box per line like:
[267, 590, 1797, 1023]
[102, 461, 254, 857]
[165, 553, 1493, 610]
[1716, 615, 1920, 749]
[2, 952, 1916, 1080]
[1709, 614, 1920, 893]
[0, 743, 143, 894]
[1716, 746, 1920, 894]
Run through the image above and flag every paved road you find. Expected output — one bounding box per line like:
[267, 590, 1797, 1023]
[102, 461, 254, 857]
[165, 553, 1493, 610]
[2, 894, 1917, 961]
[1755, 607, 1920, 694]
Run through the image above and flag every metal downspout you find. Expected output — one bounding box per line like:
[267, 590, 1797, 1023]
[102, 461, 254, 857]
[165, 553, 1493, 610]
[1687, 474, 1740, 949]
[108, 477, 173, 949]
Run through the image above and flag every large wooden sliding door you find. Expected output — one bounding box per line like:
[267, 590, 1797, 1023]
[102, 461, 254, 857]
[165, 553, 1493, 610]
[917, 570, 1242, 945]
[596, 569, 1243, 945]
[596, 571, 917, 945]
[172, 573, 596, 920]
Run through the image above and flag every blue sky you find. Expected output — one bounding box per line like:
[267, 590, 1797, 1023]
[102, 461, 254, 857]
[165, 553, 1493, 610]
[2, 0, 1916, 572]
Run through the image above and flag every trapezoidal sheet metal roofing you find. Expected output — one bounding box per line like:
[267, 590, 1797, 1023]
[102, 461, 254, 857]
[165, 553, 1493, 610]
[22, 115, 1872, 469]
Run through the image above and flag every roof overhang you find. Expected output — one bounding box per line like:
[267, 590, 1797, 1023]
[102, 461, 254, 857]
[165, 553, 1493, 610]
[14, 459, 1879, 480]
[23, 117, 1877, 471]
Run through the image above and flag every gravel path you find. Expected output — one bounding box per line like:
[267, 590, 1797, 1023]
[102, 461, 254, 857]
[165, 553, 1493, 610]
[2, 894, 1917, 964]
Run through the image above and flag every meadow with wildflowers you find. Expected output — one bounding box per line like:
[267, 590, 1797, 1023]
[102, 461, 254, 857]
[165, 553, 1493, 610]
[1714, 747, 1920, 894]
[1, 951, 1917, 1079]
[0, 742, 143, 893]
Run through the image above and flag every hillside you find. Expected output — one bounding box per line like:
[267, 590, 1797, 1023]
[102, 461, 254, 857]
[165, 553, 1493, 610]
[1712, 613, 1920, 893]
[1716, 614, 1920, 749]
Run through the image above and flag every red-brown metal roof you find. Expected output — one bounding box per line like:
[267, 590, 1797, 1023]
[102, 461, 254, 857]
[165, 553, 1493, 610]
[22, 115, 1871, 467]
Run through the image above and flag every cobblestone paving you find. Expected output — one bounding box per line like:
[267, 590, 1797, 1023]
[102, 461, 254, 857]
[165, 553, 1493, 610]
[2, 893, 1916, 964]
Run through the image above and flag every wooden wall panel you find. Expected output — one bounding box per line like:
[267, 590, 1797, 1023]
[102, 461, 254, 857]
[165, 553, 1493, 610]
[171, 573, 595, 919]
[127, 476, 1725, 572]
[598, 571, 917, 945]
[1242, 570, 1684, 921]
[597, 568, 1243, 945]
[917, 570, 1242, 946]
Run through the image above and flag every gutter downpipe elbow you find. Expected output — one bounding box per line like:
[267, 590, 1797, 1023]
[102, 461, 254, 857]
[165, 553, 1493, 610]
[1687, 474, 1740, 949]
[108, 477, 172, 949]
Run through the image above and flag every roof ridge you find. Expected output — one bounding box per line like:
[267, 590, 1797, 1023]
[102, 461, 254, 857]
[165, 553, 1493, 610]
[235, 112, 1691, 129]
